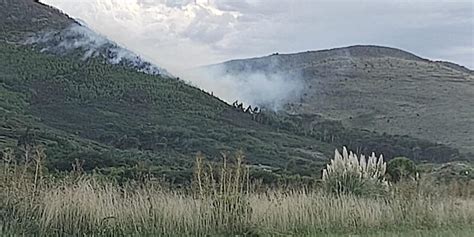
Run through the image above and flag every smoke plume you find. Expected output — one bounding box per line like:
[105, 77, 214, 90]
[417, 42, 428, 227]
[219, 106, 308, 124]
[182, 64, 304, 111]
[23, 23, 304, 111]
[23, 24, 171, 77]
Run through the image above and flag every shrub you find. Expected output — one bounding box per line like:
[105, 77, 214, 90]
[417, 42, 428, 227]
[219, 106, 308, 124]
[386, 157, 417, 182]
[431, 162, 474, 181]
[322, 146, 388, 196]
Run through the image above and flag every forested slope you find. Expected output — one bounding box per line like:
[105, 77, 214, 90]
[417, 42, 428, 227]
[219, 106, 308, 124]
[0, 41, 341, 176]
[0, 0, 469, 183]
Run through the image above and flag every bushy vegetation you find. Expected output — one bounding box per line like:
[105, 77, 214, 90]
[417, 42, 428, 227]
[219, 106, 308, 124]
[421, 162, 474, 182]
[1, 2, 472, 236]
[322, 147, 388, 196]
[0, 1, 468, 180]
[271, 114, 468, 163]
[1, 149, 473, 236]
[1, 41, 468, 183]
[0, 0, 74, 41]
[0, 41, 335, 177]
[386, 157, 417, 182]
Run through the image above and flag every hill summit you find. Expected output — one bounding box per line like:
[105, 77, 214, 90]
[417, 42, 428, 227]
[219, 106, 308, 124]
[0, 0, 470, 181]
[0, 0, 74, 41]
[208, 45, 474, 153]
[0, 0, 334, 176]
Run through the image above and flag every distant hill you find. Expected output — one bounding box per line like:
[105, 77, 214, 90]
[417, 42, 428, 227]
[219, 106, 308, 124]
[0, 0, 335, 178]
[1, 0, 170, 77]
[210, 45, 474, 154]
[0, 1, 469, 182]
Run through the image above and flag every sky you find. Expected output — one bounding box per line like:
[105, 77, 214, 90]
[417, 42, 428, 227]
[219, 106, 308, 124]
[40, 0, 474, 74]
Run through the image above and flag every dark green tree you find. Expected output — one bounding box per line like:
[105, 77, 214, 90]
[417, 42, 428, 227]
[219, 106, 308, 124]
[386, 157, 417, 182]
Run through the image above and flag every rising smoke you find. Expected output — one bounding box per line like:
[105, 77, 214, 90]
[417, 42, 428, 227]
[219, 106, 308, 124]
[23, 23, 304, 111]
[23, 24, 171, 77]
[182, 63, 305, 111]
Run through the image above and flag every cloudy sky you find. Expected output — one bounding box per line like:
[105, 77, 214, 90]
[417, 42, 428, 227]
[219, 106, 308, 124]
[41, 0, 473, 74]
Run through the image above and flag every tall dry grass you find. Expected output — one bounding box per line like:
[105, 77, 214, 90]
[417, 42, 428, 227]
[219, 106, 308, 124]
[1, 149, 473, 236]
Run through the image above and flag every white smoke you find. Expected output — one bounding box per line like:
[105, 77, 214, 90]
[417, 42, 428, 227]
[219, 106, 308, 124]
[23, 24, 172, 77]
[23, 23, 304, 110]
[182, 64, 304, 111]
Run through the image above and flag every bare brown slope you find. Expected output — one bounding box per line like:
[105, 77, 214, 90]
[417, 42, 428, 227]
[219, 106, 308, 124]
[215, 45, 474, 153]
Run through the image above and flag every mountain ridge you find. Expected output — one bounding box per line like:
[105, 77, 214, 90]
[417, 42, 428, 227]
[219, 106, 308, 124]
[207, 45, 474, 154]
[0, 0, 335, 177]
[0, 0, 76, 41]
[0, 0, 470, 182]
[214, 45, 472, 74]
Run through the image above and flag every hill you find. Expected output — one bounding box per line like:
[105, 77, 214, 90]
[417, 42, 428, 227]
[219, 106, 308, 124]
[0, 0, 337, 179]
[0, 1, 468, 182]
[208, 45, 474, 154]
[0, 0, 74, 41]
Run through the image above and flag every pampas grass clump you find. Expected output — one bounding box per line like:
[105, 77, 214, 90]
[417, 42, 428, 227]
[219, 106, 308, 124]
[1, 148, 474, 236]
[322, 146, 388, 196]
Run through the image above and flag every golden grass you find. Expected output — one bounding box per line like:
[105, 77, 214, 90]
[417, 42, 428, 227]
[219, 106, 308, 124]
[0, 150, 473, 236]
[2, 175, 473, 236]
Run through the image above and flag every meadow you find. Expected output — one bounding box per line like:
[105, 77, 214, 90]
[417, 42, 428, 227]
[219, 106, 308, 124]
[1, 149, 473, 236]
[1, 2, 473, 236]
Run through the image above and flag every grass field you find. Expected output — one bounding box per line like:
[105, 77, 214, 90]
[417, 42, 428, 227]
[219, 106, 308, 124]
[1, 153, 473, 236]
[318, 228, 474, 237]
[1, 179, 472, 236]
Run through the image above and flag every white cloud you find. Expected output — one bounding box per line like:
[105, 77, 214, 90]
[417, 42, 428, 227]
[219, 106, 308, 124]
[41, 0, 241, 72]
[40, 0, 473, 73]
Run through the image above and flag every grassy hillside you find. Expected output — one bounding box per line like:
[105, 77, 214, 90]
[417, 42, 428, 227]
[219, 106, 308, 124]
[212, 46, 474, 154]
[1, 41, 467, 180]
[0, 41, 339, 176]
[0, 1, 469, 183]
[1, 1, 472, 236]
[0, 0, 74, 41]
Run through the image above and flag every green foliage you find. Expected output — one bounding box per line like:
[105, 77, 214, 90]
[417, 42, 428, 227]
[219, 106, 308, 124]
[0, 42, 334, 179]
[0, 0, 470, 184]
[428, 162, 474, 182]
[386, 157, 417, 182]
[277, 115, 466, 163]
[0, 0, 74, 41]
[0, 40, 468, 182]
